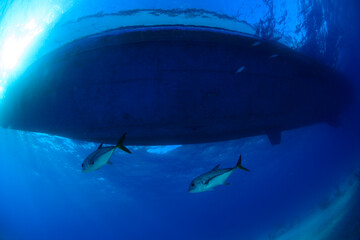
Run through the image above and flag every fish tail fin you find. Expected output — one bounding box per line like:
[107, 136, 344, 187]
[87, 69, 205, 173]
[235, 155, 249, 172]
[116, 133, 131, 154]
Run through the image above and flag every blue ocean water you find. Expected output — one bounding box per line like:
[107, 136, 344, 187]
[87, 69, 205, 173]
[0, 1, 360, 240]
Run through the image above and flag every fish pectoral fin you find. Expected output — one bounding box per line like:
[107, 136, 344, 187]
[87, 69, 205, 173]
[205, 176, 217, 185]
[212, 164, 220, 171]
[107, 161, 113, 165]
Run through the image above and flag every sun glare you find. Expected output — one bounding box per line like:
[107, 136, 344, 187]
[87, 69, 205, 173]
[0, 17, 48, 99]
[0, 86, 4, 98]
[0, 20, 43, 71]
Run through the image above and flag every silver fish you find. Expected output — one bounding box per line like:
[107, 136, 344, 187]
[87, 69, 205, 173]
[251, 41, 261, 47]
[269, 54, 279, 59]
[81, 133, 131, 173]
[189, 155, 249, 193]
[235, 66, 246, 74]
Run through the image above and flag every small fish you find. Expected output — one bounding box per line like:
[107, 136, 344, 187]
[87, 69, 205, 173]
[81, 133, 131, 173]
[251, 41, 261, 47]
[189, 155, 249, 193]
[269, 54, 279, 59]
[235, 66, 245, 74]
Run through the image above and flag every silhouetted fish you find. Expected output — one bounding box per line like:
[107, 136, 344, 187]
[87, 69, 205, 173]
[81, 133, 131, 173]
[189, 155, 249, 193]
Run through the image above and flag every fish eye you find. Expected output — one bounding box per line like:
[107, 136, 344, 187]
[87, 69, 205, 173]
[81, 163, 84, 167]
[191, 183, 195, 187]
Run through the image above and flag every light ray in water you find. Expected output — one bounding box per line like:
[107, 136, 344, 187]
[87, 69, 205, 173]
[0, 2, 68, 99]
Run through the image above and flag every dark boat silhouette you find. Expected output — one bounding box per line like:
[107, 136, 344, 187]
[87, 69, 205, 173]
[0, 25, 353, 145]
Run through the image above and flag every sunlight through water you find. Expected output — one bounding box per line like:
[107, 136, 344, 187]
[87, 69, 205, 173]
[0, 1, 69, 99]
[0, 1, 359, 240]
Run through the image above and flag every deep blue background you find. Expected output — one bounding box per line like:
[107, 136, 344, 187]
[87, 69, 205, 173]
[0, 0, 360, 240]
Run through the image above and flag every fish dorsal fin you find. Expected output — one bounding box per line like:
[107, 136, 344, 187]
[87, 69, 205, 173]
[97, 143, 103, 150]
[212, 164, 220, 171]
